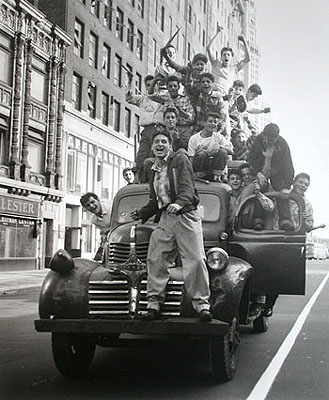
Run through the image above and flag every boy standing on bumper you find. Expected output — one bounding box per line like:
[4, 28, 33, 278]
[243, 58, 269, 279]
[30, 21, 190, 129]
[131, 131, 212, 322]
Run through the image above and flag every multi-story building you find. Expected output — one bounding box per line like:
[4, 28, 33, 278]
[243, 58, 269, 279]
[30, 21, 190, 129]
[0, 0, 71, 270]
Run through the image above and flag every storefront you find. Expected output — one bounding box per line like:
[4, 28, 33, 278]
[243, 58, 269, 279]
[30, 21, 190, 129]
[0, 194, 41, 271]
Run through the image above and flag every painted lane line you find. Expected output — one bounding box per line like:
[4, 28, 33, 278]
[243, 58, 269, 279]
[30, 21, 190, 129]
[246, 272, 329, 400]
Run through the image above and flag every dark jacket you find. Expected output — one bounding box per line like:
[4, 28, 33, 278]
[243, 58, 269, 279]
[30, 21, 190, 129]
[248, 133, 294, 190]
[138, 151, 199, 223]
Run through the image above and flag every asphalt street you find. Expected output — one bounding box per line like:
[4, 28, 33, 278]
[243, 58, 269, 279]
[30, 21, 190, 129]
[0, 260, 328, 400]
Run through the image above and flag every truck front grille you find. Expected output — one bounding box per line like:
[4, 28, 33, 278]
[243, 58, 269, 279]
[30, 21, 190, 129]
[108, 242, 149, 263]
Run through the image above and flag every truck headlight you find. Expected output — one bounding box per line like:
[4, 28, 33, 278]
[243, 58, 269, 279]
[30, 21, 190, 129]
[49, 249, 74, 274]
[206, 247, 229, 272]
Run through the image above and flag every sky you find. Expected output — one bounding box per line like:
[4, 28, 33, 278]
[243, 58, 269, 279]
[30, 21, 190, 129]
[256, 0, 329, 237]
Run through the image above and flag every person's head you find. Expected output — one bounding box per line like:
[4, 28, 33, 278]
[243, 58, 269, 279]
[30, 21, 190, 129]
[239, 162, 253, 185]
[292, 173, 310, 195]
[246, 83, 262, 101]
[166, 75, 180, 98]
[166, 44, 176, 59]
[164, 107, 178, 130]
[263, 123, 280, 146]
[151, 131, 172, 160]
[123, 167, 134, 184]
[144, 75, 154, 92]
[204, 112, 221, 132]
[228, 169, 242, 191]
[233, 80, 245, 95]
[200, 72, 214, 94]
[192, 53, 208, 73]
[231, 129, 245, 145]
[221, 47, 234, 66]
[80, 192, 101, 215]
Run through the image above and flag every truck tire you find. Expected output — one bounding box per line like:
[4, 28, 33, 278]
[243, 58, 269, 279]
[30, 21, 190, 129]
[253, 315, 269, 333]
[52, 333, 96, 377]
[209, 316, 239, 382]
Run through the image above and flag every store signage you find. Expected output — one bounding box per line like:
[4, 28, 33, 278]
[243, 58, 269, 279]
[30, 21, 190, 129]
[0, 194, 39, 218]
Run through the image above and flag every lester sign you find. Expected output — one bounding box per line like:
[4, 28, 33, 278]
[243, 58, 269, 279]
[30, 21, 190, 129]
[0, 194, 39, 218]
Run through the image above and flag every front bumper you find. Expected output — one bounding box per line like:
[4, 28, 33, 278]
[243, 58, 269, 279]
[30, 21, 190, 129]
[35, 318, 228, 336]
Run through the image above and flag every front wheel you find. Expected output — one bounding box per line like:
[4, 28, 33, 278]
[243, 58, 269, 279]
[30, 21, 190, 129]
[52, 333, 96, 377]
[209, 316, 240, 382]
[253, 314, 269, 333]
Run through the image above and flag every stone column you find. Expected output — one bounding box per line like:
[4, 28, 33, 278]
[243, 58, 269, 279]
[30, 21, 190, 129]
[55, 62, 66, 190]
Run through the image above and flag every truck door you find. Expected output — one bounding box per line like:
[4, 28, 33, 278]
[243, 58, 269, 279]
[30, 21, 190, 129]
[228, 192, 306, 295]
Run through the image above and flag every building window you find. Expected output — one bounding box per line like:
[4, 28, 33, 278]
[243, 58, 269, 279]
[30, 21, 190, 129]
[128, 0, 135, 6]
[176, 25, 180, 50]
[127, 19, 134, 51]
[89, 31, 98, 68]
[66, 149, 76, 191]
[135, 72, 142, 95]
[87, 82, 96, 119]
[134, 114, 140, 141]
[125, 64, 133, 87]
[103, 0, 112, 29]
[153, 39, 157, 68]
[124, 108, 131, 138]
[160, 6, 165, 32]
[202, 29, 205, 46]
[90, 0, 100, 17]
[188, 5, 192, 23]
[31, 57, 47, 104]
[155, 0, 158, 21]
[116, 7, 124, 41]
[203, 0, 206, 13]
[169, 16, 172, 36]
[0, 34, 12, 85]
[113, 100, 120, 132]
[74, 19, 84, 58]
[101, 92, 109, 125]
[137, 0, 144, 18]
[27, 137, 44, 174]
[136, 30, 143, 60]
[187, 42, 191, 61]
[114, 54, 122, 87]
[102, 43, 111, 78]
[72, 72, 82, 110]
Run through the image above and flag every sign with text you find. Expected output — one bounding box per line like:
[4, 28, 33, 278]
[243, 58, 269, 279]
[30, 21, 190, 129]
[0, 194, 39, 218]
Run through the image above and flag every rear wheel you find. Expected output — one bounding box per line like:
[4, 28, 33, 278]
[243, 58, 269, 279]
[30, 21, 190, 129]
[253, 314, 269, 333]
[209, 316, 240, 382]
[52, 333, 96, 377]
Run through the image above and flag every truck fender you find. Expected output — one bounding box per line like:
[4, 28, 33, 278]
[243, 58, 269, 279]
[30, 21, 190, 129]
[209, 257, 253, 323]
[39, 258, 100, 319]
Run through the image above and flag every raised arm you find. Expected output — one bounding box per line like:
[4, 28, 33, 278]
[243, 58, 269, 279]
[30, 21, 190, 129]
[236, 34, 250, 71]
[206, 29, 221, 65]
[161, 46, 186, 74]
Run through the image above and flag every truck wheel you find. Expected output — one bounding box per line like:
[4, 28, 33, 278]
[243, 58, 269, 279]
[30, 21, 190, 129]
[52, 333, 96, 377]
[209, 316, 239, 382]
[253, 315, 269, 333]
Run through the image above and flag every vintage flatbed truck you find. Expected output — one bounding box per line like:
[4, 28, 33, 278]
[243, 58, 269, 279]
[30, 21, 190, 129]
[35, 182, 307, 381]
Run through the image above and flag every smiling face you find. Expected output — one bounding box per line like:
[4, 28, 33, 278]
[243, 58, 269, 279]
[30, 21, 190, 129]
[151, 134, 172, 160]
[200, 77, 213, 94]
[167, 80, 180, 98]
[205, 115, 219, 133]
[228, 173, 242, 191]
[293, 177, 310, 195]
[123, 170, 134, 184]
[84, 196, 101, 215]
[164, 111, 177, 130]
[193, 59, 206, 73]
[240, 167, 252, 185]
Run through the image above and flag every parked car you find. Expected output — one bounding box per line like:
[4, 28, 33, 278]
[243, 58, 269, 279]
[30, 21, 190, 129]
[35, 182, 307, 382]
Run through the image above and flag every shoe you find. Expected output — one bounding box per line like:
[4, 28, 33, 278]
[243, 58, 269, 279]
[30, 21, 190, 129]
[263, 307, 273, 318]
[279, 219, 295, 231]
[249, 302, 263, 317]
[199, 309, 213, 322]
[142, 308, 160, 321]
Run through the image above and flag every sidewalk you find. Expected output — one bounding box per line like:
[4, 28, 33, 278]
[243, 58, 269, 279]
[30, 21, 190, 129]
[0, 269, 49, 295]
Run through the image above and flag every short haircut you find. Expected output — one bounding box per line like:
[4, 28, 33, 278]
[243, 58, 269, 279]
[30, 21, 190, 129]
[294, 173, 310, 183]
[228, 168, 242, 179]
[200, 72, 215, 82]
[233, 80, 245, 88]
[166, 75, 180, 84]
[192, 53, 208, 64]
[152, 129, 173, 144]
[221, 47, 234, 57]
[122, 167, 133, 176]
[239, 162, 251, 171]
[248, 83, 262, 95]
[164, 107, 178, 118]
[263, 123, 279, 136]
[80, 192, 98, 207]
[205, 111, 221, 120]
[144, 74, 154, 83]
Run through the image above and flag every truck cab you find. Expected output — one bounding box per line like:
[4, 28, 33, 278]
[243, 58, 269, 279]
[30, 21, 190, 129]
[35, 182, 306, 382]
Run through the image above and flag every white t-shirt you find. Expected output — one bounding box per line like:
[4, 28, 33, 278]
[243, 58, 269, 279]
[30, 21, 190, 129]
[210, 60, 238, 96]
[188, 131, 232, 157]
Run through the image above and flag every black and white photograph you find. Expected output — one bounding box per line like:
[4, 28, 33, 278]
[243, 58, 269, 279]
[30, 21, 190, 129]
[0, 0, 328, 399]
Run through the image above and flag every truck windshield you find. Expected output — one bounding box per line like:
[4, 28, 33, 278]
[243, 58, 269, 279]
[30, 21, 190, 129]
[115, 193, 221, 224]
